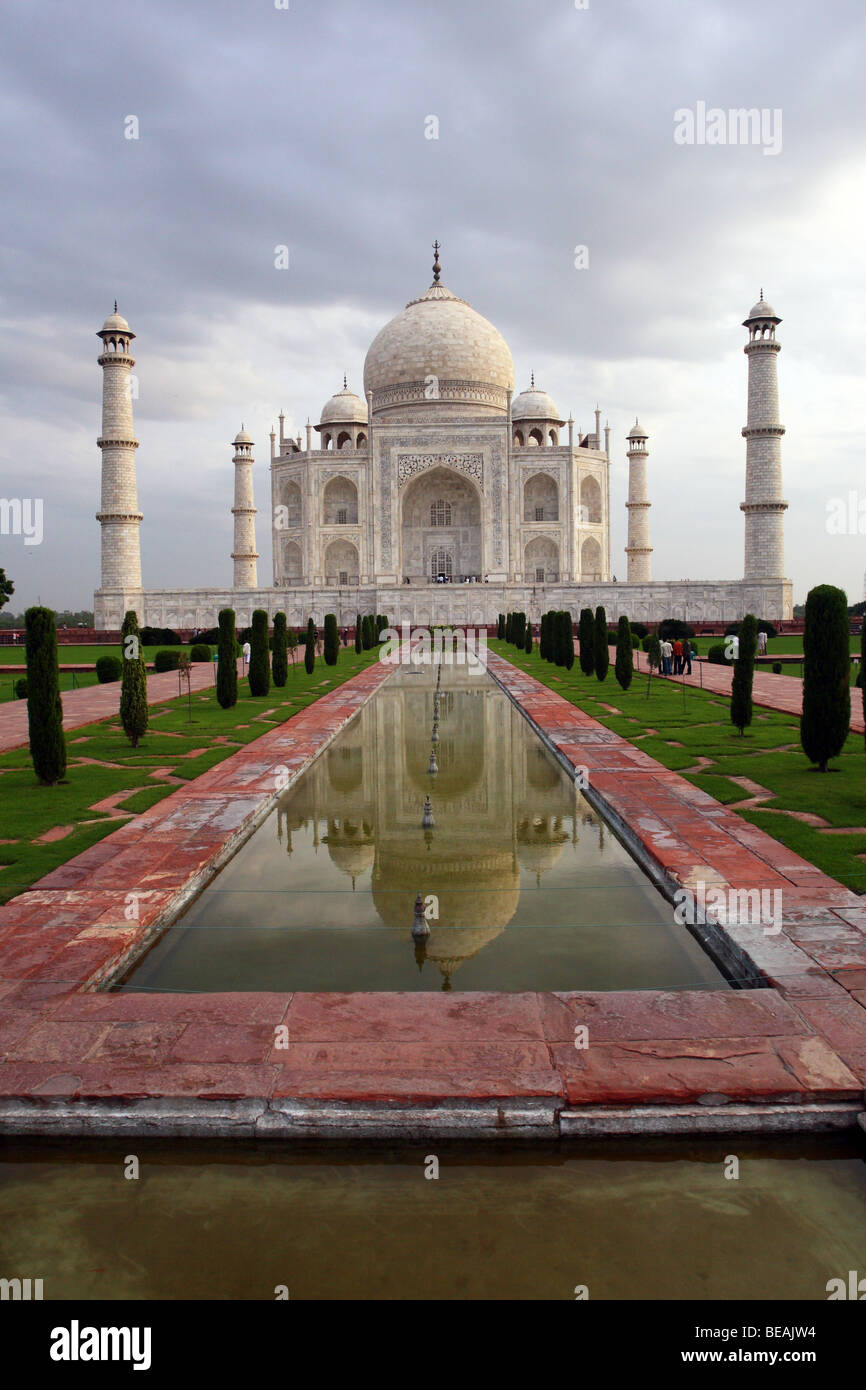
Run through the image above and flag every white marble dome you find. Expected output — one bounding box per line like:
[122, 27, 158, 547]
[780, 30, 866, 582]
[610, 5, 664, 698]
[745, 296, 779, 322]
[363, 281, 514, 397]
[320, 383, 367, 425]
[512, 385, 562, 422]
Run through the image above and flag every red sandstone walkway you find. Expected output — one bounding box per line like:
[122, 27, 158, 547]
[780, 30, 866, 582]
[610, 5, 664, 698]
[607, 644, 865, 733]
[0, 661, 221, 754]
[0, 649, 864, 1138]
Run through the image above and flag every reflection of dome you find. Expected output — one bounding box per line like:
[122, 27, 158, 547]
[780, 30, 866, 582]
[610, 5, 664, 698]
[363, 279, 514, 402]
[516, 815, 569, 883]
[325, 817, 375, 887]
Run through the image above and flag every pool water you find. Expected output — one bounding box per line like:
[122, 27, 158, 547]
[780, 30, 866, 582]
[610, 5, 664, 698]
[118, 665, 728, 993]
[1, 1135, 864, 1299]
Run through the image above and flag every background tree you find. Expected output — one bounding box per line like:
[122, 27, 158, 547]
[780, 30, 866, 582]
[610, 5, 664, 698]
[216, 608, 238, 708]
[730, 612, 757, 734]
[593, 606, 609, 681]
[524, 622, 533, 656]
[25, 606, 66, 784]
[615, 614, 633, 691]
[801, 584, 850, 772]
[272, 611, 288, 688]
[248, 609, 271, 696]
[305, 617, 316, 674]
[120, 609, 148, 747]
[578, 608, 595, 676]
[355, 613, 363, 654]
[324, 612, 339, 666]
[0, 567, 13, 613]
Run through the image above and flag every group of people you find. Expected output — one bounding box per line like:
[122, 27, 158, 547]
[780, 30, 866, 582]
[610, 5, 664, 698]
[659, 637, 694, 676]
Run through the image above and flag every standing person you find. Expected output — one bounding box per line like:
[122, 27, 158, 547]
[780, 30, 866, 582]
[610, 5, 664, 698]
[758, 629, 767, 656]
[673, 637, 683, 674]
[683, 640, 693, 675]
[662, 638, 672, 675]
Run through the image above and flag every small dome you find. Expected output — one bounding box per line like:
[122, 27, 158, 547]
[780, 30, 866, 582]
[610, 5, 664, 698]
[319, 384, 367, 426]
[511, 384, 562, 423]
[627, 418, 647, 440]
[233, 427, 253, 445]
[99, 307, 133, 339]
[744, 295, 780, 325]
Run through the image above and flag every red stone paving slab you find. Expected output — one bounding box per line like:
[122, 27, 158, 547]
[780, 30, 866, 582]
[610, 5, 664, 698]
[269, 1069, 564, 1102]
[789, 996, 866, 1084]
[537, 988, 810, 1043]
[0, 1062, 277, 1100]
[553, 1035, 862, 1105]
[0, 659, 220, 753]
[285, 991, 546, 1042]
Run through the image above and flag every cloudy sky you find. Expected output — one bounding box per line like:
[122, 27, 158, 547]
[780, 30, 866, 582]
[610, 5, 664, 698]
[1, 0, 864, 612]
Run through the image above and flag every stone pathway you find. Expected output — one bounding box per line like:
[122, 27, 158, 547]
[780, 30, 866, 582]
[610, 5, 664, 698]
[614, 645, 865, 734]
[0, 662, 223, 754]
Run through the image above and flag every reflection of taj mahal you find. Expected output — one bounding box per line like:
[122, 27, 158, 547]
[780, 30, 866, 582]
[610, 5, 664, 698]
[93, 249, 792, 628]
[275, 666, 585, 988]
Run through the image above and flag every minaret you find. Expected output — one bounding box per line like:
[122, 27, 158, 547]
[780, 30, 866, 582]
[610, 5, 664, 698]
[625, 419, 652, 582]
[96, 305, 142, 593]
[231, 426, 258, 588]
[741, 293, 787, 579]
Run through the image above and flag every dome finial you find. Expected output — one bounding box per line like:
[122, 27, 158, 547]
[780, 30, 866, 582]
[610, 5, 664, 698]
[432, 239, 441, 284]
[530, 370, 535, 389]
[760, 287, 763, 300]
[343, 373, 347, 390]
[114, 299, 117, 314]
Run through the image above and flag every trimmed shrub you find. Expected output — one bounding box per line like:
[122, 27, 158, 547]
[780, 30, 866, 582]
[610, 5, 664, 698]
[505, 612, 513, 644]
[707, 643, 729, 665]
[772, 661, 782, 675]
[140, 626, 181, 646]
[216, 609, 238, 708]
[355, 613, 363, 654]
[95, 655, 122, 683]
[25, 606, 66, 784]
[563, 612, 574, 670]
[497, 613, 505, 640]
[304, 618, 316, 674]
[593, 606, 608, 681]
[154, 649, 180, 673]
[615, 615, 633, 691]
[119, 610, 149, 748]
[802, 584, 850, 772]
[630, 621, 649, 640]
[658, 618, 695, 641]
[524, 623, 533, 656]
[248, 609, 270, 696]
[578, 608, 595, 676]
[189, 643, 211, 662]
[631, 633, 640, 649]
[731, 612, 757, 734]
[271, 612, 288, 688]
[645, 634, 661, 672]
[324, 613, 339, 666]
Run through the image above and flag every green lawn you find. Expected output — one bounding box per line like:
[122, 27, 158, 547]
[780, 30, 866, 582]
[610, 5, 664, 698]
[490, 640, 866, 895]
[0, 648, 380, 903]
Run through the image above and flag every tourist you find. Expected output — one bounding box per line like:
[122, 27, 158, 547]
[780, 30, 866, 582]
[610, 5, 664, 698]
[758, 629, 768, 656]
[683, 640, 693, 675]
[672, 637, 683, 674]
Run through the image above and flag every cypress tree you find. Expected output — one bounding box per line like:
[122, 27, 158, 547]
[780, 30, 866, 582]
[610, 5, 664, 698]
[355, 613, 363, 654]
[216, 607, 238, 708]
[564, 612, 574, 670]
[272, 611, 288, 688]
[497, 613, 505, 640]
[324, 612, 339, 666]
[525, 622, 533, 656]
[615, 614, 633, 691]
[731, 612, 757, 734]
[594, 606, 609, 681]
[248, 609, 271, 696]
[120, 608, 149, 747]
[505, 612, 513, 644]
[304, 617, 316, 674]
[539, 612, 549, 660]
[516, 612, 526, 647]
[578, 608, 595, 676]
[552, 611, 565, 667]
[25, 605, 66, 784]
[801, 584, 850, 772]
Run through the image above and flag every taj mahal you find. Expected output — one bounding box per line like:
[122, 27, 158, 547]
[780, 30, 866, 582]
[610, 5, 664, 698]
[93, 245, 793, 630]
